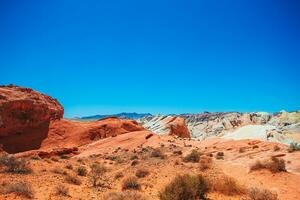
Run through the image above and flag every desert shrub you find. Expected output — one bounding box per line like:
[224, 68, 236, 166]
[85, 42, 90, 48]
[131, 160, 139, 166]
[105, 191, 146, 200]
[65, 163, 73, 170]
[30, 155, 41, 160]
[115, 171, 124, 179]
[54, 184, 69, 196]
[183, 150, 200, 163]
[273, 145, 280, 152]
[0, 154, 32, 174]
[248, 187, 278, 200]
[215, 152, 224, 160]
[173, 150, 183, 155]
[65, 174, 81, 185]
[1, 181, 34, 198]
[159, 174, 208, 200]
[122, 176, 141, 190]
[207, 175, 245, 195]
[130, 155, 139, 160]
[151, 149, 165, 159]
[51, 167, 67, 175]
[90, 163, 107, 187]
[135, 169, 150, 178]
[252, 145, 259, 149]
[239, 147, 246, 153]
[199, 156, 213, 171]
[288, 142, 300, 152]
[51, 157, 59, 162]
[76, 166, 87, 176]
[250, 157, 286, 173]
[59, 155, 70, 159]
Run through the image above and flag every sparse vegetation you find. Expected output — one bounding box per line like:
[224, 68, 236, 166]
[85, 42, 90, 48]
[239, 147, 246, 153]
[135, 169, 150, 178]
[151, 148, 165, 159]
[248, 187, 278, 200]
[207, 175, 246, 195]
[90, 163, 107, 187]
[252, 145, 259, 149]
[65, 174, 82, 185]
[183, 150, 200, 163]
[215, 152, 224, 160]
[105, 191, 146, 200]
[0, 154, 32, 174]
[1, 181, 34, 198]
[122, 176, 141, 190]
[65, 163, 73, 170]
[199, 156, 213, 171]
[54, 184, 69, 196]
[159, 174, 208, 200]
[273, 145, 280, 152]
[115, 171, 124, 179]
[76, 166, 87, 176]
[250, 157, 286, 173]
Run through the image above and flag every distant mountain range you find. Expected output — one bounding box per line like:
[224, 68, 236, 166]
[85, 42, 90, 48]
[77, 112, 152, 121]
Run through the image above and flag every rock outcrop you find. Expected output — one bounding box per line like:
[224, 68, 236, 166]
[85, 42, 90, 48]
[138, 116, 191, 138]
[0, 85, 63, 153]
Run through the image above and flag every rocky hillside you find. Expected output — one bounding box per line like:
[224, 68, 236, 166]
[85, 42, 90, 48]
[139, 111, 300, 144]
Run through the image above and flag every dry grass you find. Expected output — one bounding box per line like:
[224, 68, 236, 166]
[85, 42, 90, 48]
[76, 166, 87, 176]
[51, 167, 67, 175]
[122, 176, 141, 190]
[135, 169, 150, 178]
[105, 191, 146, 200]
[65, 174, 82, 185]
[183, 150, 200, 163]
[0, 154, 32, 174]
[199, 156, 213, 171]
[250, 157, 286, 173]
[1, 181, 34, 199]
[54, 184, 69, 196]
[90, 163, 108, 187]
[207, 175, 246, 195]
[159, 174, 208, 200]
[248, 187, 278, 200]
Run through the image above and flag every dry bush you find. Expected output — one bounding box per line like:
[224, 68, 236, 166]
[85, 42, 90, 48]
[215, 152, 224, 160]
[239, 147, 246, 153]
[250, 157, 286, 173]
[76, 166, 87, 176]
[0, 154, 32, 174]
[105, 191, 146, 200]
[183, 150, 200, 163]
[90, 163, 107, 187]
[51, 167, 67, 175]
[54, 184, 69, 196]
[122, 177, 141, 190]
[1, 181, 34, 198]
[65, 163, 73, 170]
[248, 187, 278, 200]
[173, 150, 183, 155]
[207, 175, 245, 195]
[159, 174, 208, 200]
[273, 145, 280, 152]
[252, 145, 259, 149]
[151, 149, 165, 159]
[131, 160, 139, 166]
[199, 156, 213, 171]
[65, 174, 82, 185]
[115, 171, 124, 179]
[135, 169, 150, 178]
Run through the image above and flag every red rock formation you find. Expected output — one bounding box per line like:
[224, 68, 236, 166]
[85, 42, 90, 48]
[40, 117, 146, 150]
[167, 117, 191, 138]
[0, 85, 63, 153]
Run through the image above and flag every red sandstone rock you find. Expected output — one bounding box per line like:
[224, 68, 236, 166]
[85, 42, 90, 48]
[0, 85, 64, 153]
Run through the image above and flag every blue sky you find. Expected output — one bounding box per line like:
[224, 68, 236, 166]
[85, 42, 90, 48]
[0, 0, 299, 117]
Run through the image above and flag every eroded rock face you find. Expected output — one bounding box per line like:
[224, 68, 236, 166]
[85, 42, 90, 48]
[0, 85, 64, 153]
[138, 116, 191, 138]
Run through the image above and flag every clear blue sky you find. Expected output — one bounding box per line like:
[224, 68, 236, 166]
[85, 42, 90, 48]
[0, 0, 299, 117]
